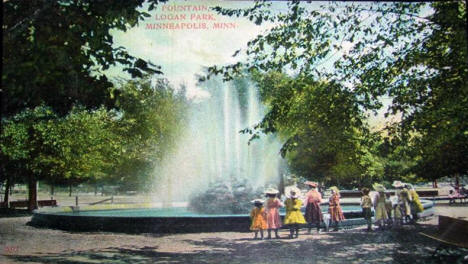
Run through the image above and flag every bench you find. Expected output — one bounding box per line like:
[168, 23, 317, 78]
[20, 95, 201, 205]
[420, 215, 468, 256]
[9, 200, 28, 208]
[416, 190, 439, 197]
[9, 200, 57, 208]
[38, 200, 57, 207]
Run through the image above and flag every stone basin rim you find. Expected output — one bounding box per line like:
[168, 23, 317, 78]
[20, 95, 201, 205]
[32, 200, 434, 218]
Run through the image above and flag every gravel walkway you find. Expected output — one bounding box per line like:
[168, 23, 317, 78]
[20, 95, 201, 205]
[1, 206, 467, 263]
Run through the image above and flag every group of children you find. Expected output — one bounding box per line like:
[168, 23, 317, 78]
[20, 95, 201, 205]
[250, 181, 345, 239]
[363, 181, 424, 231]
[250, 180, 425, 239]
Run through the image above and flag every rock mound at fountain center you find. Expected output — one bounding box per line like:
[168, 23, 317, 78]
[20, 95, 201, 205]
[188, 178, 263, 214]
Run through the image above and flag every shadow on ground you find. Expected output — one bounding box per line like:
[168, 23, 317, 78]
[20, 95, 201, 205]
[6, 225, 468, 264]
[0, 209, 32, 218]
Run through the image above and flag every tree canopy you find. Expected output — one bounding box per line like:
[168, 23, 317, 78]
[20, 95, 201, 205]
[210, 1, 467, 182]
[3, 0, 166, 117]
[250, 71, 384, 187]
[1, 77, 188, 208]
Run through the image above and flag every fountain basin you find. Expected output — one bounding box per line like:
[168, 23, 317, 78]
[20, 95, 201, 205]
[30, 200, 434, 233]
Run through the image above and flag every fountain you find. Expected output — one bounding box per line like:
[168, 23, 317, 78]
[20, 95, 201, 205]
[152, 77, 286, 209]
[30, 77, 435, 233]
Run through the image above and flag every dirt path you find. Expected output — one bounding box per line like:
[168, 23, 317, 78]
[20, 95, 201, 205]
[1, 206, 467, 263]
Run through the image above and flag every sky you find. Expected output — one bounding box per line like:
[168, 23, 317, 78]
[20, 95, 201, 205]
[106, 0, 433, 128]
[107, 0, 283, 101]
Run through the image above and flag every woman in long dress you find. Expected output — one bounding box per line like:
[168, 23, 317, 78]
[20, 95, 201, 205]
[304, 181, 323, 233]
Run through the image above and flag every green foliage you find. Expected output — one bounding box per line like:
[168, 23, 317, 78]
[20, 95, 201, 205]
[250, 72, 383, 188]
[109, 77, 188, 191]
[1, 106, 120, 186]
[211, 1, 467, 181]
[3, 0, 166, 117]
[1, 77, 188, 192]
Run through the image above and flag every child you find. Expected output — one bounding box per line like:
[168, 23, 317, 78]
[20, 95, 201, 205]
[360, 187, 373, 231]
[265, 187, 283, 239]
[391, 194, 402, 227]
[372, 183, 388, 230]
[393, 181, 411, 223]
[304, 181, 323, 234]
[385, 193, 393, 227]
[448, 189, 456, 205]
[284, 188, 306, 239]
[328, 186, 345, 231]
[406, 183, 424, 223]
[250, 199, 267, 239]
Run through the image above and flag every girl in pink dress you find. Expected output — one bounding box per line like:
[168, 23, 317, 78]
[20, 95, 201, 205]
[328, 186, 345, 231]
[304, 181, 324, 233]
[264, 187, 283, 239]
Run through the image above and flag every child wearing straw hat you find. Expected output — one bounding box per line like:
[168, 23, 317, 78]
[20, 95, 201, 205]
[372, 183, 388, 230]
[328, 186, 345, 231]
[304, 181, 324, 234]
[264, 187, 283, 239]
[284, 188, 306, 239]
[250, 199, 268, 239]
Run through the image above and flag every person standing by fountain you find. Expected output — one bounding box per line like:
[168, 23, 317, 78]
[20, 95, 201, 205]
[391, 193, 403, 227]
[393, 181, 411, 223]
[360, 187, 373, 231]
[284, 188, 306, 239]
[406, 183, 424, 224]
[304, 181, 324, 234]
[265, 188, 283, 239]
[372, 183, 388, 230]
[328, 186, 345, 231]
[385, 193, 393, 228]
[250, 199, 267, 240]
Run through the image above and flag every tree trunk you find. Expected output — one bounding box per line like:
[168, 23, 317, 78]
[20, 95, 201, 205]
[3, 177, 11, 208]
[94, 184, 98, 196]
[455, 174, 460, 191]
[433, 179, 438, 188]
[50, 184, 54, 196]
[69, 184, 72, 197]
[28, 175, 38, 211]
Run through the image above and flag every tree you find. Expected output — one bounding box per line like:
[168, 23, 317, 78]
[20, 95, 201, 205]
[106, 77, 188, 192]
[0, 106, 121, 209]
[2, 0, 165, 117]
[249, 71, 383, 188]
[1, 107, 57, 209]
[210, 1, 467, 182]
[2, 0, 168, 209]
